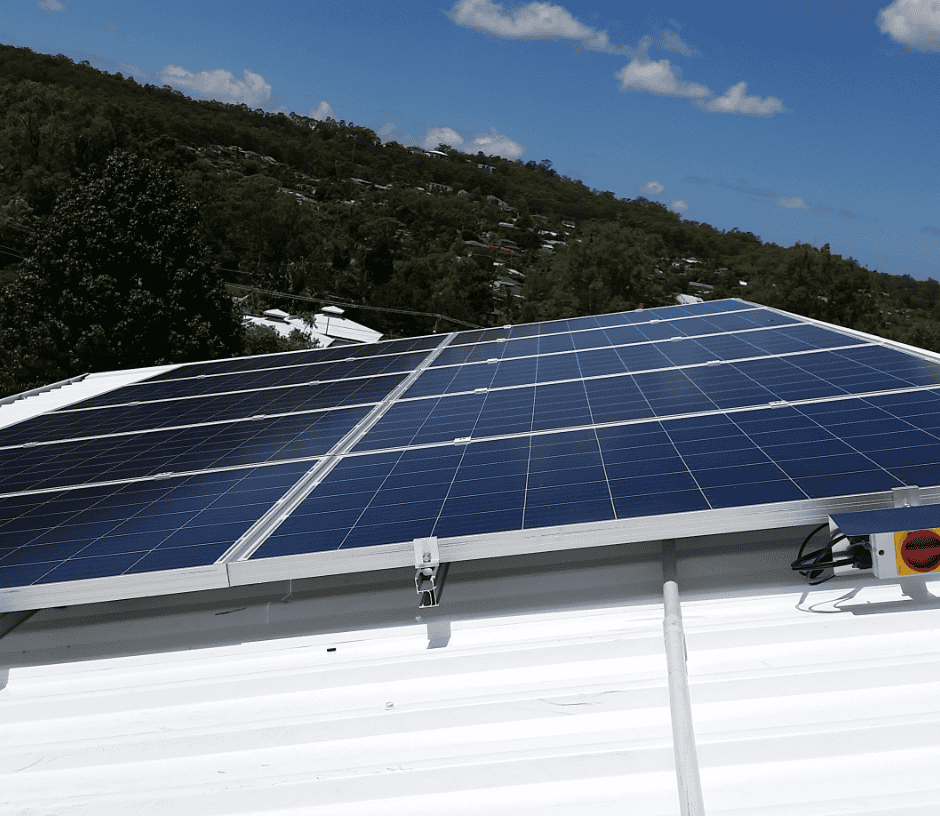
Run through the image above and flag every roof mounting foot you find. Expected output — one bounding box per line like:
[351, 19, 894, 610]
[414, 537, 447, 608]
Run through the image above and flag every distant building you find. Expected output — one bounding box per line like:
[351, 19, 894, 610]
[244, 307, 382, 347]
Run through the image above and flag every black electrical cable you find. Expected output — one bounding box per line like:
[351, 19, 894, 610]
[791, 525, 859, 585]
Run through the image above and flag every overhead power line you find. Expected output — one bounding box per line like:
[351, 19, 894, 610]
[221, 278, 483, 329]
[0, 242, 25, 260]
[0, 218, 37, 236]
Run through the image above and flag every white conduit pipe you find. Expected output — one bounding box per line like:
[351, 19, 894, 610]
[662, 539, 706, 815]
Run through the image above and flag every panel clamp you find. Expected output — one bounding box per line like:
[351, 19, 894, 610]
[414, 536, 447, 608]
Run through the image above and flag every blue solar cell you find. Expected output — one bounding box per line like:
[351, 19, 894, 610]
[759, 438, 854, 461]
[659, 339, 720, 367]
[681, 447, 770, 470]
[124, 543, 231, 574]
[433, 508, 524, 538]
[0, 460, 310, 588]
[448, 473, 527, 498]
[613, 490, 710, 518]
[795, 469, 903, 498]
[889, 465, 940, 487]
[577, 347, 628, 378]
[502, 337, 540, 359]
[604, 455, 688, 479]
[535, 354, 582, 383]
[850, 429, 938, 452]
[0, 406, 370, 494]
[342, 518, 436, 549]
[487, 357, 537, 389]
[608, 471, 700, 498]
[703, 480, 806, 508]
[0, 373, 404, 448]
[867, 444, 940, 468]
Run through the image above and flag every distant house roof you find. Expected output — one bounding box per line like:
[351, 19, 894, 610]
[246, 309, 382, 346]
[311, 312, 383, 345]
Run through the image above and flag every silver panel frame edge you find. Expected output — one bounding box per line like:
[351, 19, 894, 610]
[0, 564, 229, 614]
[226, 485, 940, 586]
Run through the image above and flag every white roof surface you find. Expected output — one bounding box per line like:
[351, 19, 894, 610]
[0, 364, 179, 432]
[4, 532, 940, 814]
[311, 313, 383, 344]
[245, 313, 382, 346]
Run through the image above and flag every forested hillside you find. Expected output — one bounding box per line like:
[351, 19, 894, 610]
[2, 44, 939, 398]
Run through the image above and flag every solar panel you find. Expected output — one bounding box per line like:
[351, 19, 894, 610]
[0, 405, 371, 494]
[0, 459, 316, 589]
[4, 298, 940, 611]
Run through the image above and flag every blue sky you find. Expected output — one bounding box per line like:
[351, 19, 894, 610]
[3, 0, 939, 281]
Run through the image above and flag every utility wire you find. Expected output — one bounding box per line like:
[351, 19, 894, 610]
[0, 218, 37, 236]
[0, 242, 26, 260]
[220, 277, 482, 329]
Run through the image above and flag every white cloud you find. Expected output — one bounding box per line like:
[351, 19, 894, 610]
[448, 0, 622, 53]
[616, 58, 711, 98]
[639, 181, 665, 195]
[655, 30, 693, 56]
[878, 0, 940, 51]
[424, 127, 465, 150]
[309, 101, 334, 121]
[378, 123, 397, 138]
[36, 0, 66, 11]
[158, 64, 273, 107]
[693, 81, 788, 116]
[422, 126, 524, 158]
[775, 196, 808, 209]
[671, 200, 689, 211]
[469, 127, 525, 158]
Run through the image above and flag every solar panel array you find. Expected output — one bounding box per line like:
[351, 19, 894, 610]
[4, 299, 940, 607]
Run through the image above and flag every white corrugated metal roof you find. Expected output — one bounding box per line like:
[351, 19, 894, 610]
[0, 364, 179, 432]
[4, 533, 940, 814]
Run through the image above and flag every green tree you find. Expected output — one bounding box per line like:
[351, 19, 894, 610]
[242, 324, 318, 355]
[0, 150, 242, 395]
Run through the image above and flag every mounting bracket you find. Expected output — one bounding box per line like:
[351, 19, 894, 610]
[413, 536, 447, 608]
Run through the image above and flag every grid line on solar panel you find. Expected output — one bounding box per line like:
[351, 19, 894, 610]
[57, 349, 435, 413]
[0, 459, 317, 588]
[355, 342, 940, 452]
[412, 337, 875, 401]
[444, 300, 759, 347]
[249, 386, 940, 560]
[140, 333, 443, 382]
[0, 405, 370, 495]
[345, 382, 940, 462]
[0, 372, 408, 448]
[433, 308, 797, 366]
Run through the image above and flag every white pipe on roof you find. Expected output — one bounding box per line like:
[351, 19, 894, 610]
[663, 539, 707, 816]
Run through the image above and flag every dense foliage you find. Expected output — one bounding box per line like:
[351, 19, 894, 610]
[1, 43, 939, 398]
[0, 150, 242, 394]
